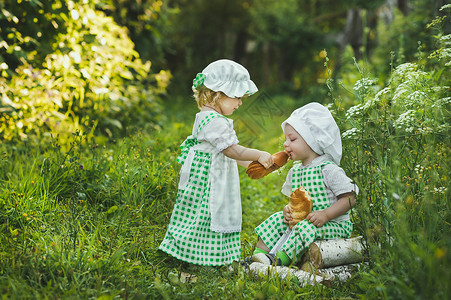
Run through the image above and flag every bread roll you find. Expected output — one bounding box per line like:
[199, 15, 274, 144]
[246, 151, 290, 179]
[288, 186, 313, 229]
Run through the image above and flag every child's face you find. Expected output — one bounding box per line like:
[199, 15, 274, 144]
[283, 124, 319, 164]
[217, 95, 243, 115]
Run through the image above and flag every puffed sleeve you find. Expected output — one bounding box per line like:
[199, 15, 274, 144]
[281, 167, 294, 197]
[197, 117, 239, 153]
[322, 164, 359, 197]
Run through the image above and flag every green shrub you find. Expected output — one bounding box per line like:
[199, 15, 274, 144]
[0, 1, 170, 143]
[327, 9, 450, 298]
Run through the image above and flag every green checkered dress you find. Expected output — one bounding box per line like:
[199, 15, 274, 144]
[159, 112, 241, 266]
[255, 161, 353, 263]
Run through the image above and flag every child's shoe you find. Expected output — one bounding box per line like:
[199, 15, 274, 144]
[251, 253, 282, 266]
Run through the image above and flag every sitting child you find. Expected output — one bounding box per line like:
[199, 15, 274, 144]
[246, 102, 358, 266]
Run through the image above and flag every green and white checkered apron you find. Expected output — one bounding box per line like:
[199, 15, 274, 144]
[159, 112, 241, 266]
[255, 161, 353, 263]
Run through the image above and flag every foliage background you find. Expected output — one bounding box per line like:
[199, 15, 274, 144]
[0, 0, 450, 299]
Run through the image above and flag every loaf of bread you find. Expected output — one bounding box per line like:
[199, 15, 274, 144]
[246, 151, 290, 179]
[288, 186, 313, 229]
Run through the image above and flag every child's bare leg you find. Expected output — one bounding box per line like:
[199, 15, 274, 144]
[256, 238, 270, 252]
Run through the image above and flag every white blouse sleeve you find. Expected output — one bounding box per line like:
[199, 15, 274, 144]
[281, 168, 294, 197]
[197, 117, 239, 153]
[322, 164, 359, 197]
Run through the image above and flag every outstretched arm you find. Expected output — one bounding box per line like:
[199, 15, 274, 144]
[222, 144, 274, 168]
[236, 160, 252, 168]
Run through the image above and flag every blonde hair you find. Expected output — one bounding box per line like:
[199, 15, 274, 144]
[193, 85, 224, 110]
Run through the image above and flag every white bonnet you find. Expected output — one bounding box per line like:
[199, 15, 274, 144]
[192, 59, 258, 98]
[281, 102, 342, 165]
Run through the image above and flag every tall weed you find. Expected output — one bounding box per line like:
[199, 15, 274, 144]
[325, 10, 450, 299]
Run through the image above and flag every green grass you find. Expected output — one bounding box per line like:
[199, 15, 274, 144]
[1, 96, 448, 298]
[1, 25, 450, 298]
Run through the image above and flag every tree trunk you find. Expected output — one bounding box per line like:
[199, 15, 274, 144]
[300, 236, 366, 270]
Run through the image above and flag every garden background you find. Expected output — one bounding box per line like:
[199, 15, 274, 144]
[0, 0, 450, 298]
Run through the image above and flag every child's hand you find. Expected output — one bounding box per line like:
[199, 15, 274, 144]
[257, 151, 274, 169]
[306, 210, 329, 228]
[283, 204, 292, 224]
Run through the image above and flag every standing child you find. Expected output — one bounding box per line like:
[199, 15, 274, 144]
[247, 102, 358, 266]
[159, 59, 274, 266]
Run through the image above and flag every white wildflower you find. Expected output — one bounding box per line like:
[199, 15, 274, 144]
[394, 110, 417, 132]
[430, 86, 450, 92]
[433, 96, 451, 108]
[342, 128, 360, 138]
[375, 87, 391, 100]
[345, 104, 364, 119]
[439, 34, 451, 45]
[394, 63, 417, 76]
[69, 51, 81, 64]
[407, 91, 427, 105]
[393, 82, 410, 104]
[405, 70, 429, 83]
[93, 87, 109, 95]
[419, 126, 433, 134]
[353, 78, 376, 94]
[414, 164, 424, 174]
[80, 69, 90, 79]
[439, 48, 451, 59]
[433, 186, 447, 194]
[436, 123, 451, 133]
[70, 9, 80, 21]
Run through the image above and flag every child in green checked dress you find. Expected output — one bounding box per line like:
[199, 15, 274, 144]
[245, 102, 358, 267]
[159, 59, 274, 266]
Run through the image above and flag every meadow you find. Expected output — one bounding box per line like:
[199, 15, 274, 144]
[1, 2, 450, 299]
[1, 69, 449, 298]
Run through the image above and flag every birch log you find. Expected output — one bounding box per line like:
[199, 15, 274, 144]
[300, 236, 366, 270]
[247, 262, 366, 286]
[316, 263, 367, 282]
[248, 262, 326, 287]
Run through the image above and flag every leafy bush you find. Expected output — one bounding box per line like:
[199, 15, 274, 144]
[0, 1, 170, 143]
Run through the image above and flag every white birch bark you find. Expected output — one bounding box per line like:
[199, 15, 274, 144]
[301, 236, 366, 269]
[248, 262, 326, 287]
[316, 263, 367, 283]
[247, 262, 367, 286]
